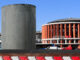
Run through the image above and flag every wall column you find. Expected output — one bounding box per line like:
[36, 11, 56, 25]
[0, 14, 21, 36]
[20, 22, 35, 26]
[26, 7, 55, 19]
[45, 25, 48, 43]
[52, 25, 55, 43]
[57, 24, 59, 38]
[68, 24, 72, 47]
[46, 25, 48, 39]
[44, 26, 46, 43]
[73, 24, 76, 38]
[51, 25, 53, 38]
[48, 25, 50, 43]
[42, 26, 45, 43]
[64, 24, 67, 37]
[78, 24, 80, 49]
[60, 24, 63, 48]
[53, 24, 56, 38]
[49, 25, 52, 44]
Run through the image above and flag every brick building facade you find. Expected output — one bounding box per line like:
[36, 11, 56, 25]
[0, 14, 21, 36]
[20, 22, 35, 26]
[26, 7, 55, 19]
[42, 18, 80, 49]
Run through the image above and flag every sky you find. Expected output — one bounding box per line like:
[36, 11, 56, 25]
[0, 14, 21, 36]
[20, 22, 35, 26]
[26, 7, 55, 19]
[0, 0, 80, 32]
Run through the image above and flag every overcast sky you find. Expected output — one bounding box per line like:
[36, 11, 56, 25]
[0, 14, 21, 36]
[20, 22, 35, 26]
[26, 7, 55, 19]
[0, 0, 80, 32]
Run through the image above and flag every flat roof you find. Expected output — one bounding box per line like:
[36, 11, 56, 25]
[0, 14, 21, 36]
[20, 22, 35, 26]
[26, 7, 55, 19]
[48, 18, 80, 23]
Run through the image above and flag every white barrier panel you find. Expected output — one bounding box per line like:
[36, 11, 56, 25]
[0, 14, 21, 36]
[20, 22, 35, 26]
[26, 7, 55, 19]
[45, 56, 53, 60]
[11, 56, 19, 60]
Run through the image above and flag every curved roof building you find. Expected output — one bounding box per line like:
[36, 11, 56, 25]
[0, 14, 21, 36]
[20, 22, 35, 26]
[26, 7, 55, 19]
[42, 18, 80, 50]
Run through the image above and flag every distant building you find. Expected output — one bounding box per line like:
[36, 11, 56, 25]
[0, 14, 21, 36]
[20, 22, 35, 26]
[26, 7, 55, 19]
[0, 33, 1, 48]
[36, 31, 42, 43]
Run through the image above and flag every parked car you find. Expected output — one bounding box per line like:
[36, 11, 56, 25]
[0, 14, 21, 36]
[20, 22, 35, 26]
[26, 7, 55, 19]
[47, 46, 63, 50]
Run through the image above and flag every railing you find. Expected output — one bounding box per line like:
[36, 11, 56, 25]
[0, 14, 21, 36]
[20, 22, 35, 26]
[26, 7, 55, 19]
[36, 38, 80, 45]
[42, 38, 80, 40]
